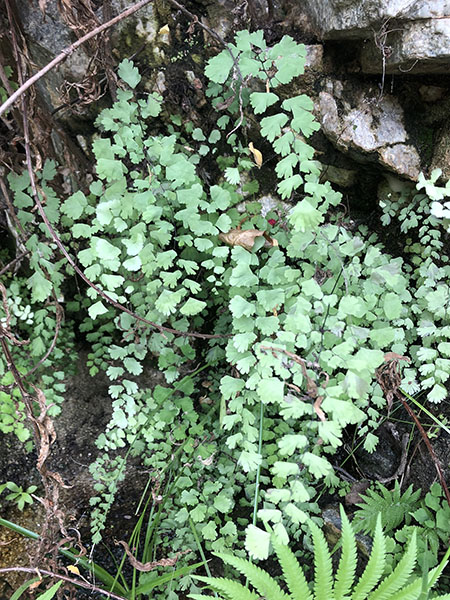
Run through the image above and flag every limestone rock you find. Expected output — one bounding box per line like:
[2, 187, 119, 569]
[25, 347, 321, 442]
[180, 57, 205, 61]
[322, 164, 357, 187]
[305, 0, 450, 39]
[318, 83, 421, 179]
[431, 120, 450, 180]
[361, 18, 450, 75]
[305, 45, 324, 71]
[304, 0, 450, 75]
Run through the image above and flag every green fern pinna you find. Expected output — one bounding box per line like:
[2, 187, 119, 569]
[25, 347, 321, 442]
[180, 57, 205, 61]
[189, 506, 450, 600]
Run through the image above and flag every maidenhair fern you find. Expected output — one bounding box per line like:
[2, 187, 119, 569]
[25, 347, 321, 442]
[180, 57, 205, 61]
[190, 506, 450, 600]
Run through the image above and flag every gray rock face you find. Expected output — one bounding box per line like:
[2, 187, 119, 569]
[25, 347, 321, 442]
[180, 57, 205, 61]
[13, 0, 161, 115]
[361, 18, 450, 74]
[305, 0, 450, 74]
[318, 82, 420, 179]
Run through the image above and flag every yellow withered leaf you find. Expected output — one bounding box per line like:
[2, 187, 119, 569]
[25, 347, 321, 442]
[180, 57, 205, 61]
[248, 142, 263, 168]
[67, 565, 81, 576]
[219, 228, 278, 251]
[158, 24, 170, 35]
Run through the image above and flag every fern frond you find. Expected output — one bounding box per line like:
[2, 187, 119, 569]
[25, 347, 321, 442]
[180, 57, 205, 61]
[333, 506, 357, 600]
[387, 577, 422, 600]
[309, 520, 334, 600]
[272, 536, 313, 600]
[213, 552, 289, 600]
[368, 529, 417, 600]
[192, 575, 260, 600]
[352, 514, 386, 600]
[355, 483, 420, 534]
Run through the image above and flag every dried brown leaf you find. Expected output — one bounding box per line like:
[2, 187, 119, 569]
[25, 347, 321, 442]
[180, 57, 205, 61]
[248, 142, 263, 168]
[384, 352, 411, 363]
[219, 229, 278, 251]
[115, 540, 189, 572]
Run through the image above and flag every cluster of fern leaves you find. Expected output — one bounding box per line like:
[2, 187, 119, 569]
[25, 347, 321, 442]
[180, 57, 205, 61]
[190, 506, 450, 600]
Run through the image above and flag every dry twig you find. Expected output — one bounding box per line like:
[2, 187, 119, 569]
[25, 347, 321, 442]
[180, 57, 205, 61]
[0, 0, 153, 117]
[0, 567, 127, 600]
[376, 353, 450, 508]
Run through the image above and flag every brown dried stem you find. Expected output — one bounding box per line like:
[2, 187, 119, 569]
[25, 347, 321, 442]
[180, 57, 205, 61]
[0, 567, 127, 600]
[376, 355, 450, 508]
[0, 0, 153, 117]
[0, 250, 30, 277]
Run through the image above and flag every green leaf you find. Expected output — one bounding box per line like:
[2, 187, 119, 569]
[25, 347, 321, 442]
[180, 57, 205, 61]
[249, 92, 279, 114]
[205, 50, 235, 83]
[282, 95, 319, 137]
[277, 173, 302, 199]
[36, 581, 63, 600]
[215, 213, 232, 232]
[96, 158, 127, 182]
[224, 167, 241, 185]
[100, 274, 124, 291]
[302, 453, 333, 478]
[139, 93, 162, 117]
[118, 59, 141, 88]
[238, 450, 262, 471]
[61, 190, 87, 219]
[275, 154, 299, 179]
[180, 298, 207, 316]
[88, 301, 109, 319]
[363, 432, 378, 453]
[230, 263, 258, 287]
[201, 521, 218, 541]
[93, 238, 121, 268]
[233, 332, 257, 352]
[289, 198, 323, 231]
[273, 131, 295, 156]
[213, 494, 233, 513]
[339, 296, 367, 318]
[278, 434, 308, 456]
[257, 377, 284, 404]
[124, 357, 143, 376]
[268, 36, 306, 84]
[369, 327, 396, 347]
[209, 130, 221, 143]
[272, 461, 299, 478]
[245, 525, 271, 560]
[260, 113, 289, 142]
[28, 270, 52, 302]
[383, 292, 402, 319]
[155, 289, 184, 316]
[229, 296, 255, 318]
[428, 383, 447, 403]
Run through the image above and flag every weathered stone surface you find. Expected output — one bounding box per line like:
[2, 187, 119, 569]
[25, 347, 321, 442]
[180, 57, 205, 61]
[431, 119, 450, 179]
[13, 0, 163, 115]
[419, 85, 446, 102]
[361, 18, 450, 75]
[318, 82, 421, 179]
[379, 144, 420, 179]
[305, 0, 450, 39]
[322, 164, 357, 187]
[304, 1, 450, 74]
[305, 45, 324, 71]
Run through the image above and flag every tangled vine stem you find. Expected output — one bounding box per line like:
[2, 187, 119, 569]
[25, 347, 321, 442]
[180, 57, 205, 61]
[0, 567, 127, 600]
[0, 0, 153, 117]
